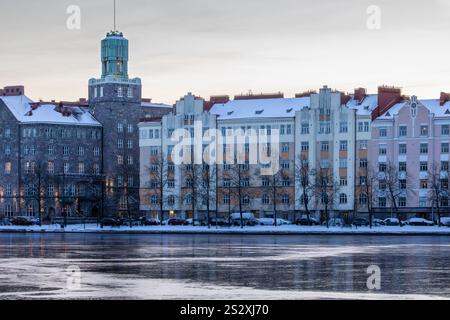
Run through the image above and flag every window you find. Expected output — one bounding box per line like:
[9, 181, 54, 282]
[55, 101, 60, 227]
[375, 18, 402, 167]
[117, 87, 123, 97]
[127, 87, 133, 98]
[442, 161, 449, 172]
[128, 176, 134, 187]
[282, 178, 290, 187]
[117, 123, 124, 133]
[48, 145, 55, 155]
[360, 159, 368, 168]
[4, 162, 11, 174]
[379, 128, 387, 137]
[4, 204, 13, 217]
[286, 125, 292, 135]
[5, 128, 11, 138]
[378, 197, 387, 207]
[420, 180, 428, 189]
[399, 144, 407, 155]
[127, 140, 133, 149]
[128, 124, 134, 133]
[93, 147, 100, 157]
[340, 122, 348, 133]
[282, 194, 290, 205]
[262, 194, 270, 205]
[399, 126, 407, 137]
[282, 143, 290, 153]
[321, 142, 329, 152]
[399, 197, 407, 207]
[399, 179, 407, 190]
[242, 196, 250, 205]
[442, 143, 449, 154]
[419, 197, 427, 208]
[300, 142, 309, 152]
[47, 161, 54, 174]
[262, 178, 270, 187]
[340, 177, 348, 186]
[168, 180, 175, 188]
[47, 185, 54, 197]
[100, 86, 104, 97]
[78, 163, 85, 175]
[151, 195, 158, 205]
[117, 155, 124, 165]
[281, 161, 290, 169]
[340, 193, 348, 204]
[420, 161, 428, 172]
[420, 143, 428, 154]
[93, 164, 100, 175]
[5, 184, 12, 197]
[339, 159, 347, 169]
[379, 163, 387, 172]
[442, 125, 450, 136]
[63, 163, 69, 174]
[117, 176, 124, 187]
[364, 122, 370, 132]
[301, 124, 309, 135]
[399, 162, 407, 172]
[223, 194, 230, 205]
[340, 140, 348, 151]
[359, 140, 368, 150]
[78, 146, 85, 156]
[379, 144, 387, 155]
[359, 194, 368, 205]
[358, 122, 364, 132]
[420, 125, 429, 137]
[280, 125, 286, 135]
[127, 156, 133, 165]
[63, 146, 70, 156]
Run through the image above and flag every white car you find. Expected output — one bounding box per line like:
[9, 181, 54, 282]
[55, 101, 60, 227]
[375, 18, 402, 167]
[383, 218, 401, 226]
[407, 218, 434, 226]
[440, 217, 450, 227]
[258, 218, 275, 226]
[276, 219, 292, 225]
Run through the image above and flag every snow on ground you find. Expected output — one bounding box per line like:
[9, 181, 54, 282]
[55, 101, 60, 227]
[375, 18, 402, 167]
[0, 224, 450, 235]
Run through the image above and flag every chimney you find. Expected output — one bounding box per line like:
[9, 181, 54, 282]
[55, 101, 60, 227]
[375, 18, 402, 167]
[354, 87, 367, 104]
[295, 90, 316, 98]
[2, 85, 25, 96]
[372, 86, 403, 120]
[341, 93, 351, 105]
[440, 92, 450, 106]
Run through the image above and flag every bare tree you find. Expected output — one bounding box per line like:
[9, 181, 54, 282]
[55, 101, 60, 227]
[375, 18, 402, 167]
[356, 164, 377, 228]
[198, 163, 217, 228]
[147, 150, 169, 225]
[314, 164, 339, 228]
[295, 155, 315, 224]
[383, 161, 408, 222]
[227, 161, 252, 229]
[429, 162, 449, 226]
[183, 161, 201, 225]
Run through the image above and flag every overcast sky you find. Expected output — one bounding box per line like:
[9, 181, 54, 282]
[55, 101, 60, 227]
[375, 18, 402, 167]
[1, 0, 450, 103]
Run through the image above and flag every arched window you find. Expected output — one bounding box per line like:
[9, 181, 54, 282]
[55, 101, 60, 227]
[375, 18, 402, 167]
[359, 193, 368, 206]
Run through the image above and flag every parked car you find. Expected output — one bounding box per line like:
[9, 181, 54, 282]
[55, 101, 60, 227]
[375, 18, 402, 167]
[258, 218, 275, 226]
[383, 218, 402, 226]
[101, 218, 122, 227]
[209, 218, 231, 227]
[439, 217, 450, 227]
[185, 218, 204, 226]
[407, 218, 435, 226]
[10, 217, 35, 226]
[352, 218, 370, 227]
[277, 219, 292, 225]
[231, 213, 258, 226]
[323, 218, 344, 227]
[166, 218, 188, 226]
[372, 218, 384, 226]
[296, 217, 320, 226]
[141, 218, 161, 226]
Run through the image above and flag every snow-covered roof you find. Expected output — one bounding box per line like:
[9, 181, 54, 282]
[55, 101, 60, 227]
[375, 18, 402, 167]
[141, 101, 173, 109]
[0, 95, 101, 126]
[377, 99, 450, 120]
[419, 99, 450, 117]
[210, 97, 311, 120]
[346, 94, 378, 116]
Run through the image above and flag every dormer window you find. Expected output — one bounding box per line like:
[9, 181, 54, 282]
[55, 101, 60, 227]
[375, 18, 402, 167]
[227, 111, 234, 116]
[286, 108, 293, 113]
[255, 110, 264, 115]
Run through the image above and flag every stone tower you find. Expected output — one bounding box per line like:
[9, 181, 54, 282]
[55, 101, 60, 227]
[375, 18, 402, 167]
[89, 31, 142, 218]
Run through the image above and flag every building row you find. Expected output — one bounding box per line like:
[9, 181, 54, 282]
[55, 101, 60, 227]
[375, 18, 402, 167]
[1, 29, 449, 223]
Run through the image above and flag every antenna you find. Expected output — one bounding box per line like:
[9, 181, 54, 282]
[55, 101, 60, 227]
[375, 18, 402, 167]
[113, 0, 117, 31]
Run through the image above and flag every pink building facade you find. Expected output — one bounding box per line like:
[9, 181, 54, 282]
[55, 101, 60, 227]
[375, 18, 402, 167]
[370, 96, 450, 218]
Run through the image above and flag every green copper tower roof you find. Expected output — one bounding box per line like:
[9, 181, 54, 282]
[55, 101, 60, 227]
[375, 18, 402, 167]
[101, 31, 129, 80]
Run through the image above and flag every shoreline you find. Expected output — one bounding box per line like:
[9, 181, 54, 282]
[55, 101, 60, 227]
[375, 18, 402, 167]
[1, 225, 450, 236]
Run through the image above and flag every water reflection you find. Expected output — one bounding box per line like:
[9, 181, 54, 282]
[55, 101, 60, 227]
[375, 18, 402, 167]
[0, 234, 449, 299]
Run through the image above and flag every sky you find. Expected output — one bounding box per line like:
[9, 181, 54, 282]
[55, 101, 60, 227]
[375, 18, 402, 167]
[1, 0, 450, 104]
